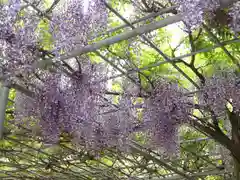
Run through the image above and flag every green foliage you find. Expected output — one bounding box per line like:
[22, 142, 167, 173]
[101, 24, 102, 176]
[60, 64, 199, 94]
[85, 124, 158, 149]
[36, 19, 54, 50]
[2, 0, 240, 179]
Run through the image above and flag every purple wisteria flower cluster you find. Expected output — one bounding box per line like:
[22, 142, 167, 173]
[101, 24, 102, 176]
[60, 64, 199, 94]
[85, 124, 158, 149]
[3, 0, 240, 154]
[173, 0, 220, 29]
[0, 0, 39, 77]
[172, 0, 240, 33]
[50, 0, 107, 53]
[14, 70, 240, 152]
[199, 73, 240, 114]
[0, 0, 107, 79]
[143, 81, 193, 153]
[229, 1, 240, 34]
[15, 64, 107, 145]
[72, 94, 137, 151]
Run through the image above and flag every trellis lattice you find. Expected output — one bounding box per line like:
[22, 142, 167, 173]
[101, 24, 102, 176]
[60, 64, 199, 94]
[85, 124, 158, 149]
[1, 0, 240, 179]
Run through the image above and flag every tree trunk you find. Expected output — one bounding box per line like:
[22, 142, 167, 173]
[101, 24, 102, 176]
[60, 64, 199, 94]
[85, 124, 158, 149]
[219, 0, 239, 8]
[233, 158, 240, 180]
[229, 111, 240, 180]
[0, 86, 10, 139]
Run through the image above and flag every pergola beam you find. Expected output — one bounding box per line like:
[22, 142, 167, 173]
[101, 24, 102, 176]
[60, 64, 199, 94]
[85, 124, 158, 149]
[95, 6, 177, 38]
[103, 38, 240, 82]
[36, 13, 182, 68]
[103, 2, 199, 89]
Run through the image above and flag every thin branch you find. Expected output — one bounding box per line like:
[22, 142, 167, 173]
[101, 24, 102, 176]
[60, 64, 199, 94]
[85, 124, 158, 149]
[45, 0, 61, 14]
[35, 14, 182, 69]
[106, 48, 154, 89]
[188, 32, 196, 66]
[203, 24, 240, 69]
[95, 51, 143, 90]
[191, 119, 240, 164]
[103, 1, 199, 89]
[102, 38, 240, 82]
[129, 144, 194, 180]
[96, 6, 177, 37]
[176, 59, 205, 84]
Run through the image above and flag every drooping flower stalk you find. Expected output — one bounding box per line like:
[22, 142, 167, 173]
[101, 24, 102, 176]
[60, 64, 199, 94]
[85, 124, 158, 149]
[5, 0, 240, 155]
[143, 81, 193, 154]
[0, 0, 38, 78]
[199, 73, 240, 114]
[50, 0, 107, 54]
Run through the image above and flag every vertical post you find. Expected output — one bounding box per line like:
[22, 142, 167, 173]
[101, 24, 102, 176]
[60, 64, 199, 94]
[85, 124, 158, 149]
[0, 86, 10, 139]
[233, 158, 240, 180]
[229, 111, 240, 180]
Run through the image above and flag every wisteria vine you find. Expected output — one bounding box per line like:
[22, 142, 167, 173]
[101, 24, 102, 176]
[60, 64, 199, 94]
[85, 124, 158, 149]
[1, 0, 240, 155]
[172, 0, 240, 33]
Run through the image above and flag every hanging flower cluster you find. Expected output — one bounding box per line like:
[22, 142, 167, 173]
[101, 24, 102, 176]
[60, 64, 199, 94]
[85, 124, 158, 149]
[143, 81, 193, 153]
[0, 0, 107, 79]
[172, 0, 240, 33]
[4, 0, 240, 155]
[72, 94, 138, 151]
[15, 61, 108, 145]
[50, 0, 107, 53]
[199, 73, 240, 114]
[172, 0, 220, 29]
[0, 0, 39, 77]
[1, 0, 108, 145]
[229, 1, 240, 34]
[14, 70, 240, 152]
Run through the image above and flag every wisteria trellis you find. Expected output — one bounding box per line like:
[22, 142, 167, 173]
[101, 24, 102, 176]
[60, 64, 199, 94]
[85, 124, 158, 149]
[0, 0, 240, 179]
